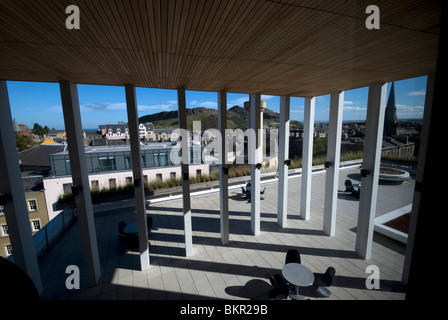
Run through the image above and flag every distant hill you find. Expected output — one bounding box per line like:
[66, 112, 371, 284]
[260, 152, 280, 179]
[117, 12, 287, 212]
[138, 105, 302, 131]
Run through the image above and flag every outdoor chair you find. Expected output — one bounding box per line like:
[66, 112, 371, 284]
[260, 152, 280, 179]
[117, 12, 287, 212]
[117, 221, 140, 251]
[260, 187, 266, 195]
[118, 221, 127, 235]
[344, 179, 355, 192]
[285, 249, 302, 265]
[266, 270, 289, 300]
[147, 215, 153, 236]
[313, 267, 336, 298]
[118, 234, 139, 251]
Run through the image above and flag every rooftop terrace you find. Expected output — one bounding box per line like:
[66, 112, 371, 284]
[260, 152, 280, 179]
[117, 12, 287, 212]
[39, 166, 411, 300]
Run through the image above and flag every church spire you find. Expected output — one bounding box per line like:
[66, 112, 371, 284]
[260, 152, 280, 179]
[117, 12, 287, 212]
[383, 82, 397, 137]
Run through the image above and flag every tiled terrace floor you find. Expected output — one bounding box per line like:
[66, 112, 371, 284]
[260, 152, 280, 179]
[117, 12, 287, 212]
[39, 167, 412, 300]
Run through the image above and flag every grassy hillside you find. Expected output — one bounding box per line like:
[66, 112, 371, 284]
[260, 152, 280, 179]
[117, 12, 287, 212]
[139, 105, 302, 131]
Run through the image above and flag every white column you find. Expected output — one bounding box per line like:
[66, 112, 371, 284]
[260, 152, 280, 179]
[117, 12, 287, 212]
[401, 74, 434, 284]
[125, 84, 150, 270]
[277, 95, 290, 227]
[323, 91, 344, 236]
[218, 91, 229, 245]
[59, 81, 101, 286]
[178, 88, 193, 256]
[250, 93, 261, 235]
[0, 80, 42, 294]
[300, 97, 315, 220]
[355, 83, 387, 260]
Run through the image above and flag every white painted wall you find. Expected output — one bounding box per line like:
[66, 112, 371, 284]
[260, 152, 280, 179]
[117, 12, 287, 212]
[43, 164, 209, 220]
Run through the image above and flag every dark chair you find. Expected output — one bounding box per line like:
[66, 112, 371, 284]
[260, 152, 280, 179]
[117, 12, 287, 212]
[285, 249, 301, 265]
[313, 267, 336, 298]
[118, 234, 139, 251]
[146, 216, 153, 236]
[118, 221, 127, 235]
[266, 270, 289, 300]
[260, 187, 266, 195]
[241, 186, 246, 195]
[344, 179, 355, 192]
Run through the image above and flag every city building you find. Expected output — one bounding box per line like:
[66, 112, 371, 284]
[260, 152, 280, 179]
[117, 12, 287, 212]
[99, 122, 155, 144]
[1, 176, 49, 258]
[43, 143, 208, 220]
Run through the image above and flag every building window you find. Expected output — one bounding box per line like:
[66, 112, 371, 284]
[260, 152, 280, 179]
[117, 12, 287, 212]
[143, 175, 148, 184]
[126, 176, 133, 185]
[125, 156, 132, 169]
[196, 169, 202, 178]
[99, 156, 116, 172]
[31, 220, 41, 232]
[109, 178, 117, 189]
[1, 224, 8, 237]
[170, 172, 176, 180]
[28, 199, 37, 212]
[156, 173, 163, 181]
[5, 244, 12, 256]
[63, 183, 72, 194]
[91, 180, 99, 190]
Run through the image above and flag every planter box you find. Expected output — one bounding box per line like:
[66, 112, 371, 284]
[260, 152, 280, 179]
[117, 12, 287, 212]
[374, 204, 411, 244]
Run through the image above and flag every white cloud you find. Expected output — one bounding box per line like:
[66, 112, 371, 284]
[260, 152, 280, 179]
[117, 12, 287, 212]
[344, 100, 354, 105]
[138, 103, 177, 112]
[261, 95, 276, 100]
[343, 106, 367, 111]
[407, 90, 426, 96]
[396, 104, 424, 118]
[46, 105, 63, 113]
[228, 97, 249, 106]
[198, 101, 218, 108]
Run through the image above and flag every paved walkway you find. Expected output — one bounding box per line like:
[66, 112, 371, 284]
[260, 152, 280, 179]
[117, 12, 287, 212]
[39, 167, 411, 300]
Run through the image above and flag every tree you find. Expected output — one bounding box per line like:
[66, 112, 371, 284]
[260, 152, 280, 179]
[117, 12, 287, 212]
[32, 123, 45, 136]
[15, 133, 34, 151]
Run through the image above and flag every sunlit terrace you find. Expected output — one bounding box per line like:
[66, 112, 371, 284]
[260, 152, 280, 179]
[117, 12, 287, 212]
[39, 166, 410, 300]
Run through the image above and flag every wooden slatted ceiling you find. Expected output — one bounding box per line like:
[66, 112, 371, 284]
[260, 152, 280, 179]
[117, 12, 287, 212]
[0, 0, 441, 97]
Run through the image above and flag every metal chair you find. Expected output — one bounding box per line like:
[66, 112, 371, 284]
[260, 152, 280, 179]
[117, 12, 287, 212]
[313, 267, 336, 298]
[118, 221, 127, 235]
[146, 215, 153, 236]
[285, 249, 301, 265]
[266, 270, 289, 300]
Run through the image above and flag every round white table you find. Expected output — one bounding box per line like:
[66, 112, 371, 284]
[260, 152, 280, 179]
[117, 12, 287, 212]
[282, 263, 314, 300]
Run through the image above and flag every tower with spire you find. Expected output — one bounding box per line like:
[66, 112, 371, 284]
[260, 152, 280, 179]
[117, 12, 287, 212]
[383, 82, 398, 137]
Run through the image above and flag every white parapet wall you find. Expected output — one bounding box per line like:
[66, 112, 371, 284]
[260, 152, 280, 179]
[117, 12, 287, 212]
[43, 164, 209, 220]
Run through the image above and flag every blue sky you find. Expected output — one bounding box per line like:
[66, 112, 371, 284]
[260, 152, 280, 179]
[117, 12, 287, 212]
[7, 76, 427, 130]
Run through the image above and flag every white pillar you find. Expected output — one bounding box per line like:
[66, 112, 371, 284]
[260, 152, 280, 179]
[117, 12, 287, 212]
[355, 83, 387, 260]
[300, 97, 315, 220]
[323, 91, 344, 236]
[125, 84, 150, 270]
[218, 91, 229, 245]
[178, 88, 193, 256]
[250, 93, 261, 235]
[402, 74, 434, 285]
[0, 80, 42, 294]
[277, 95, 290, 227]
[59, 81, 101, 286]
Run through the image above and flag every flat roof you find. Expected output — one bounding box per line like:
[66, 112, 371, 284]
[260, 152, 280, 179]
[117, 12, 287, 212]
[0, 0, 441, 97]
[50, 142, 176, 156]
